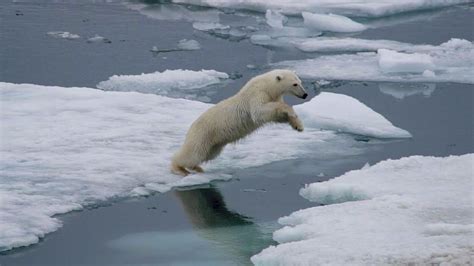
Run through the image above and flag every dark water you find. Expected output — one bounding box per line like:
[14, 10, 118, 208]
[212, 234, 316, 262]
[0, 1, 473, 265]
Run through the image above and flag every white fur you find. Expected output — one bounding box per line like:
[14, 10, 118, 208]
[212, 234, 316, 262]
[170, 69, 307, 176]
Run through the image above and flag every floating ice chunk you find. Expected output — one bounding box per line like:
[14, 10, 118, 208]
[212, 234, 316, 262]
[3, 82, 407, 251]
[249, 34, 272, 45]
[378, 49, 434, 74]
[422, 69, 436, 77]
[250, 35, 300, 48]
[172, 0, 469, 18]
[96, 69, 227, 101]
[47, 31, 80, 40]
[177, 39, 201, 50]
[242, 188, 267, 193]
[87, 34, 111, 43]
[294, 92, 412, 138]
[276, 38, 474, 84]
[379, 83, 436, 99]
[192, 22, 230, 31]
[127, 3, 220, 23]
[207, 26, 252, 41]
[302, 12, 367, 32]
[265, 10, 287, 28]
[252, 154, 474, 265]
[294, 37, 431, 53]
[249, 28, 321, 49]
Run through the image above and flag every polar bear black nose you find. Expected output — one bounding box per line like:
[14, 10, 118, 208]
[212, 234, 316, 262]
[302, 93, 308, 99]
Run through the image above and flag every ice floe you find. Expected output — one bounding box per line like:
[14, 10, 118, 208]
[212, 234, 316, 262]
[378, 49, 434, 74]
[87, 34, 111, 43]
[127, 3, 220, 23]
[0, 81, 409, 251]
[47, 31, 80, 40]
[294, 92, 412, 138]
[96, 69, 227, 102]
[150, 39, 202, 54]
[192, 22, 230, 31]
[252, 154, 474, 265]
[172, 0, 469, 18]
[265, 10, 287, 29]
[275, 38, 474, 84]
[177, 39, 201, 50]
[302, 12, 366, 32]
[293, 37, 430, 53]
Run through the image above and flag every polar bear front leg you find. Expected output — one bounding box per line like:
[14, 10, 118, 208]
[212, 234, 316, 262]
[288, 113, 304, 132]
[253, 102, 304, 132]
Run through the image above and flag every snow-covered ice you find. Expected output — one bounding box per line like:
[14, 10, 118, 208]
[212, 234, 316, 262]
[294, 37, 433, 53]
[0, 82, 409, 251]
[192, 22, 230, 31]
[87, 34, 111, 43]
[127, 3, 220, 23]
[276, 38, 474, 84]
[294, 92, 411, 138]
[378, 49, 434, 74]
[177, 39, 201, 50]
[249, 27, 321, 49]
[172, 0, 469, 17]
[47, 31, 80, 40]
[302, 12, 366, 33]
[252, 154, 474, 265]
[265, 10, 287, 29]
[96, 69, 227, 102]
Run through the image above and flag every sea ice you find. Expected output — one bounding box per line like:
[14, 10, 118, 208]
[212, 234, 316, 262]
[294, 92, 412, 138]
[378, 49, 434, 73]
[252, 154, 474, 265]
[294, 37, 430, 53]
[87, 34, 111, 43]
[47, 31, 80, 40]
[96, 69, 227, 101]
[127, 3, 220, 23]
[207, 26, 254, 41]
[177, 39, 201, 50]
[422, 69, 436, 78]
[302, 12, 367, 32]
[192, 22, 230, 31]
[249, 27, 321, 49]
[0, 82, 409, 251]
[276, 38, 474, 84]
[172, 0, 469, 18]
[265, 10, 287, 28]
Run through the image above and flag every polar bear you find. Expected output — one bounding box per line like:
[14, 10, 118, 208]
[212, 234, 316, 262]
[170, 69, 308, 176]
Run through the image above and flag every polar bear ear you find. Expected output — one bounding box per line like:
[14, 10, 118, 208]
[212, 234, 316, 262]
[276, 75, 282, 81]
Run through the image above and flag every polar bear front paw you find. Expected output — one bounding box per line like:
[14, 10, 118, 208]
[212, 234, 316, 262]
[293, 123, 304, 132]
[289, 117, 304, 132]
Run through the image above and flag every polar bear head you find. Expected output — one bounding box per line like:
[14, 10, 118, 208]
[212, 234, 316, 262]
[270, 69, 308, 99]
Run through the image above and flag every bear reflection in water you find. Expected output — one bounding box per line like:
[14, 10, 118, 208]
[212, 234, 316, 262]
[175, 187, 275, 262]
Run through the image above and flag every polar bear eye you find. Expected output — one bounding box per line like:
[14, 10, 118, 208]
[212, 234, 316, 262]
[293, 83, 298, 87]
